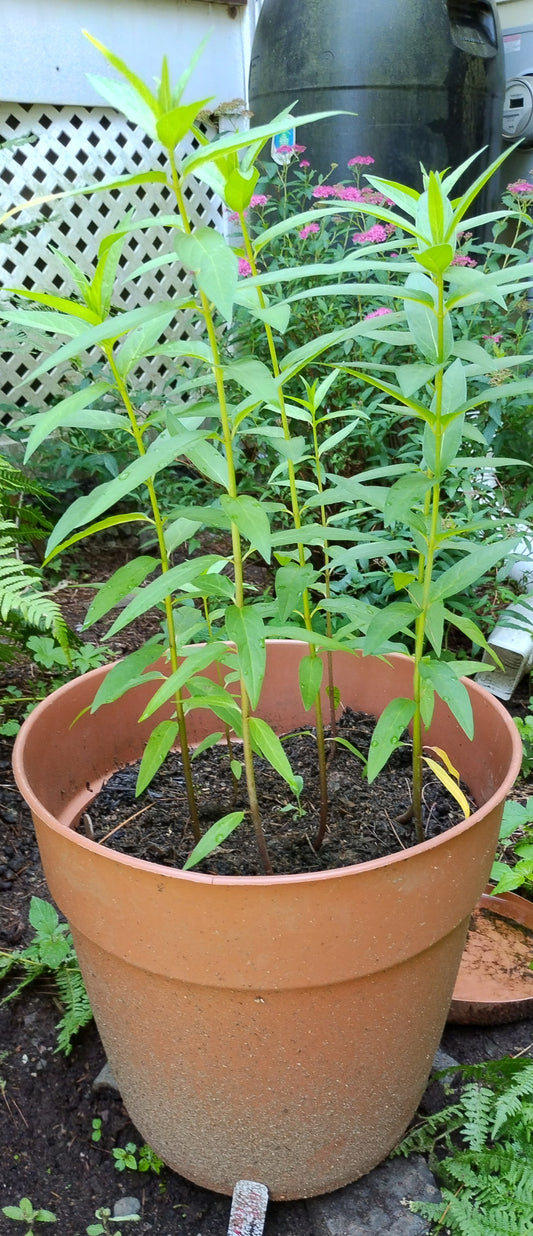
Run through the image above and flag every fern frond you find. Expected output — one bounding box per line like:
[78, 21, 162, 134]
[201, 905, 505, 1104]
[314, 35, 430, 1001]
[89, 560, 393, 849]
[54, 964, 93, 1056]
[492, 1061, 533, 1138]
[0, 518, 68, 644]
[459, 1081, 494, 1150]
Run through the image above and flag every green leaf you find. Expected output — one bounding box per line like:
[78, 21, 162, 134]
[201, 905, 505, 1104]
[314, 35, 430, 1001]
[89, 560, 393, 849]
[46, 427, 205, 554]
[404, 272, 453, 363]
[224, 605, 266, 710]
[415, 242, 454, 275]
[191, 731, 224, 760]
[156, 98, 212, 151]
[84, 557, 157, 627]
[89, 75, 158, 136]
[180, 437, 229, 489]
[249, 716, 302, 795]
[223, 357, 280, 405]
[183, 812, 244, 870]
[104, 554, 222, 638]
[430, 539, 518, 605]
[224, 165, 260, 213]
[136, 720, 179, 795]
[23, 382, 112, 461]
[175, 228, 238, 323]
[220, 493, 271, 563]
[275, 564, 316, 622]
[29, 896, 59, 936]
[367, 697, 416, 782]
[89, 639, 165, 712]
[363, 603, 418, 655]
[44, 513, 151, 565]
[115, 309, 176, 378]
[298, 654, 324, 711]
[420, 661, 474, 738]
[27, 301, 180, 384]
[383, 473, 433, 523]
[139, 644, 231, 720]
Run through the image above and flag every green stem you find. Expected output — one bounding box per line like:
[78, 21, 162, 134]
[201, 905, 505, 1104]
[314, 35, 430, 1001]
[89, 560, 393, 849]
[241, 211, 330, 846]
[411, 275, 445, 844]
[105, 349, 202, 844]
[171, 156, 271, 871]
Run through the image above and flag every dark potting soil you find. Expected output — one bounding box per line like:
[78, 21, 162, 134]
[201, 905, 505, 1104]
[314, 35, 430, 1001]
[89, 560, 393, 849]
[84, 708, 475, 876]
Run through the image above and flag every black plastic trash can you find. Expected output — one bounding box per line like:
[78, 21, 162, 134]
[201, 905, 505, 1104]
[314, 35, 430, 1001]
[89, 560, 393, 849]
[249, 0, 505, 193]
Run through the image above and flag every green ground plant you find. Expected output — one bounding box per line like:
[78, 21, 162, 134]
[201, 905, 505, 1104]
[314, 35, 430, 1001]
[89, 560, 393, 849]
[2, 34, 532, 872]
[1, 1198, 56, 1234]
[0, 896, 92, 1053]
[112, 1142, 164, 1176]
[86, 1210, 139, 1236]
[0, 454, 69, 660]
[491, 795, 533, 898]
[395, 1056, 533, 1235]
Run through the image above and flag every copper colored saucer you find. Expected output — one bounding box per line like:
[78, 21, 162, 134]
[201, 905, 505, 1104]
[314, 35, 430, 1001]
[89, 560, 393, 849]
[449, 889, 533, 1024]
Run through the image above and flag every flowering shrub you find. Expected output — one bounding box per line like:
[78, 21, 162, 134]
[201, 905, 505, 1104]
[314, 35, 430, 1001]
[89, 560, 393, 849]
[228, 151, 533, 510]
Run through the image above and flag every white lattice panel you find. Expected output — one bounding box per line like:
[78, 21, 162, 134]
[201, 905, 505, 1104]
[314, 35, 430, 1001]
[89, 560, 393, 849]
[0, 102, 222, 411]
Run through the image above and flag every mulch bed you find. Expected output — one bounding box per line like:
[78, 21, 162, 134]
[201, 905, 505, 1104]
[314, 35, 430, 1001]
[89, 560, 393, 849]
[1, 535, 532, 1234]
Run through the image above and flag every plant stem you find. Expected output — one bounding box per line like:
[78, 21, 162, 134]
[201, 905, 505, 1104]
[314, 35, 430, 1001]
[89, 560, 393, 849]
[241, 212, 330, 845]
[105, 350, 202, 843]
[411, 274, 445, 843]
[170, 155, 271, 871]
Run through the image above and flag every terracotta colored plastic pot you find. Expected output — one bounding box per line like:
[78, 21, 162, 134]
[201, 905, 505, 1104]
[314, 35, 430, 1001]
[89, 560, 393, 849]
[12, 644, 521, 1200]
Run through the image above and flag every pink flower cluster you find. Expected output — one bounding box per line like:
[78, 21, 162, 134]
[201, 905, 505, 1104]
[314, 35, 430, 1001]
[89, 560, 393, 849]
[311, 183, 391, 206]
[277, 144, 307, 155]
[364, 307, 392, 320]
[483, 333, 503, 343]
[352, 223, 393, 244]
[507, 180, 533, 195]
[451, 254, 477, 267]
[250, 194, 271, 208]
[348, 156, 375, 166]
[299, 222, 320, 240]
[238, 258, 253, 277]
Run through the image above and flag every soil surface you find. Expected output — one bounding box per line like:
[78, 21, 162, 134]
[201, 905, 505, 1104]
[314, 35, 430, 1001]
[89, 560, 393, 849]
[86, 710, 471, 877]
[1, 536, 533, 1234]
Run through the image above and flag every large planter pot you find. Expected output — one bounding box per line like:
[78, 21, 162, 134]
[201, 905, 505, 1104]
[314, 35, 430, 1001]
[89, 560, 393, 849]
[12, 643, 521, 1200]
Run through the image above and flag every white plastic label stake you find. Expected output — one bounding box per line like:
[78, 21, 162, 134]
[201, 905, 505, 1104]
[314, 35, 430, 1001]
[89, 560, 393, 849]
[227, 1180, 269, 1236]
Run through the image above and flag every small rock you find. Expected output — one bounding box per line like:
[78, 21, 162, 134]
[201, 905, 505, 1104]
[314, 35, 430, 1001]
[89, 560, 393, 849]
[113, 1197, 141, 1218]
[92, 1059, 120, 1094]
[307, 1154, 441, 1236]
[421, 1047, 460, 1115]
[431, 1048, 459, 1074]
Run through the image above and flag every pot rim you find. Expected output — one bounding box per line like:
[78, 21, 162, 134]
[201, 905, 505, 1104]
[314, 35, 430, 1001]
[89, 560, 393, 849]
[12, 645, 522, 888]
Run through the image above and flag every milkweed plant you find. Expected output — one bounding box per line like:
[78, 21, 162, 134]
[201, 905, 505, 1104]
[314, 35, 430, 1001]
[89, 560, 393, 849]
[1, 33, 532, 872]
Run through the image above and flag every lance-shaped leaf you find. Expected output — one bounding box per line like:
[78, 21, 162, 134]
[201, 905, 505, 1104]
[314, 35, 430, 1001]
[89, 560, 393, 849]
[139, 644, 232, 721]
[175, 228, 238, 323]
[429, 538, 518, 605]
[104, 554, 222, 638]
[156, 98, 213, 151]
[225, 605, 266, 710]
[184, 812, 245, 871]
[367, 698, 416, 783]
[89, 638, 166, 712]
[23, 381, 113, 461]
[298, 654, 324, 711]
[419, 661, 474, 739]
[220, 493, 272, 563]
[363, 602, 418, 656]
[249, 717, 302, 797]
[84, 557, 158, 627]
[423, 753, 471, 818]
[136, 720, 179, 796]
[46, 427, 206, 554]
[275, 563, 317, 622]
